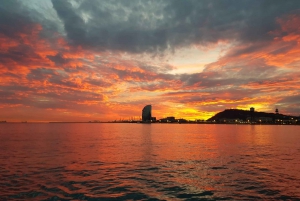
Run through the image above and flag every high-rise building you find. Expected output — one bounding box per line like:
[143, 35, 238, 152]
[250, 107, 255, 122]
[142, 105, 152, 122]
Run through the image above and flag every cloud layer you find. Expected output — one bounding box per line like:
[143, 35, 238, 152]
[0, 0, 300, 121]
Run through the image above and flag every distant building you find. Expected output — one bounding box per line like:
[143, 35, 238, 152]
[159, 116, 176, 123]
[178, 118, 188, 123]
[275, 108, 279, 114]
[142, 105, 152, 122]
[257, 117, 273, 123]
[220, 118, 242, 123]
[249, 107, 255, 122]
[166, 116, 175, 122]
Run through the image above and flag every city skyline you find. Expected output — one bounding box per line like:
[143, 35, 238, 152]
[1, 0, 300, 122]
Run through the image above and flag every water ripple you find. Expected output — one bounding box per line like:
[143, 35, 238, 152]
[1, 124, 300, 200]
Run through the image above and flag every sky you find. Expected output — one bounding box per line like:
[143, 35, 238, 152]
[1, 0, 300, 122]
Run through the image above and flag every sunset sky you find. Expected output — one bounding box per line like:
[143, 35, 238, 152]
[1, 0, 300, 122]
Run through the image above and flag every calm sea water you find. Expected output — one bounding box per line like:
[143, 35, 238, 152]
[0, 123, 299, 200]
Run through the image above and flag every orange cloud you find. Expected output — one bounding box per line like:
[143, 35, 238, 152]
[2, 10, 300, 122]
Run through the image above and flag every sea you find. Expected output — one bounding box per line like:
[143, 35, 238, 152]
[0, 123, 299, 200]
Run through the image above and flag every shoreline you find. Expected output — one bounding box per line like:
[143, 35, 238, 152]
[0, 121, 299, 125]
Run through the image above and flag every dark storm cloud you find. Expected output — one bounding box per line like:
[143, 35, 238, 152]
[49, 0, 300, 54]
[2, 0, 299, 54]
[47, 54, 71, 65]
[51, 0, 86, 42]
[0, 1, 31, 38]
[0, 44, 43, 70]
[26, 68, 57, 81]
[0, 1, 56, 40]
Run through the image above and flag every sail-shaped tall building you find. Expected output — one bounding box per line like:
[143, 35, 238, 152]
[142, 105, 152, 122]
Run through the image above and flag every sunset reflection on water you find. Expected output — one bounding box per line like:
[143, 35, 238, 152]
[0, 123, 299, 200]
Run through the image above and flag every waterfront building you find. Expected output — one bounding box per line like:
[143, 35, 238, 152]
[166, 116, 175, 122]
[142, 105, 152, 122]
[219, 118, 242, 123]
[159, 116, 176, 123]
[250, 107, 255, 122]
[256, 117, 273, 123]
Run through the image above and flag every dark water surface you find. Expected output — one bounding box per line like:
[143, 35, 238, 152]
[0, 123, 300, 200]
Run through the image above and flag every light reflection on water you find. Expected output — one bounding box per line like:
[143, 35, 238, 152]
[0, 123, 300, 200]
